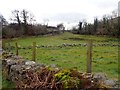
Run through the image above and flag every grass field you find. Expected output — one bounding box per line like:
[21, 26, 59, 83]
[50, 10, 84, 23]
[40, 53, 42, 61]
[3, 32, 119, 80]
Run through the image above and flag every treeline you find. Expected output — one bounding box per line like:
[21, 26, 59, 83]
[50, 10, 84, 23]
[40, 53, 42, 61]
[71, 10, 119, 37]
[0, 9, 119, 38]
[0, 9, 65, 38]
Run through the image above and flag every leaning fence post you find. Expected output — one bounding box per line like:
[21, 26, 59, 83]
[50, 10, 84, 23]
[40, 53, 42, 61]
[32, 42, 36, 61]
[15, 42, 18, 55]
[86, 40, 93, 73]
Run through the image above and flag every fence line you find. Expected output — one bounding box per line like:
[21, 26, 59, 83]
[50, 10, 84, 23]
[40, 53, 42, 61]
[3, 41, 104, 74]
[3, 41, 118, 73]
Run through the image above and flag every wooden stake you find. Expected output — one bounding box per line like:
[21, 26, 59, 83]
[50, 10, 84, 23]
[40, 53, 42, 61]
[32, 42, 36, 61]
[2, 41, 6, 50]
[86, 40, 93, 73]
[15, 42, 18, 55]
[8, 43, 11, 52]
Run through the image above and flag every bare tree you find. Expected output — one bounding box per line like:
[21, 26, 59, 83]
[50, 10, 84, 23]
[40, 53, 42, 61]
[20, 9, 36, 34]
[21, 9, 28, 25]
[77, 21, 82, 34]
[78, 21, 82, 31]
[83, 21, 87, 31]
[10, 10, 21, 26]
[0, 14, 7, 37]
[93, 17, 98, 34]
[21, 9, 36, 24]
[0, 14, 7, 26]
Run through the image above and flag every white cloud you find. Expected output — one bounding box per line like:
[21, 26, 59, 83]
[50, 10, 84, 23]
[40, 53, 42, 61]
[0, 0, 119, 28]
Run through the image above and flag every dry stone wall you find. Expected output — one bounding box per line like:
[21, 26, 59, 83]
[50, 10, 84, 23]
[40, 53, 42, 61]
[2, 51, 119, 89]
[2, 52, 46, 88]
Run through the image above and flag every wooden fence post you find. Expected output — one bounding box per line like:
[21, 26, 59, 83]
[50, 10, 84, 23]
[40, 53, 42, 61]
[32, 42, 36, 61]
[2, 41, 6, 50]
[15, 42, 18, 55]
[8, 43, 11, 52]
[86, 40, 93, 73]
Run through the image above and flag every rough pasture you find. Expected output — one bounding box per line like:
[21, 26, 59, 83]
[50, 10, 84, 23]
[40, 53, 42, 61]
[3, 32, 119, 80]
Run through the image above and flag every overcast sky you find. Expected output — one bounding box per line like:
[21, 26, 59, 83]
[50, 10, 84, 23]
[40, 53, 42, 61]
[0, 0, 119, 29]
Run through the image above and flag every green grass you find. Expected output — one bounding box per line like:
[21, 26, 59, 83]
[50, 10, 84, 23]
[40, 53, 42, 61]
[3, 32, 118, 46]
[3, 32, 119, 80]
[2, 76, 15, 88]
[0, 54, 15, 89]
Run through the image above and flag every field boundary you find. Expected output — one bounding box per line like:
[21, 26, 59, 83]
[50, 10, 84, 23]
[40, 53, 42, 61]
[2, 51, 119, 89]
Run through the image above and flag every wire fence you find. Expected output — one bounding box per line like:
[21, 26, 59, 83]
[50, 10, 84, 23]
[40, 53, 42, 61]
[2, 41, 119, 73]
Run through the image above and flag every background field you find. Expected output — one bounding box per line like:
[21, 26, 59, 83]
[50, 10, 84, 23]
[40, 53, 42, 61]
[3, 32, 119, 80]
